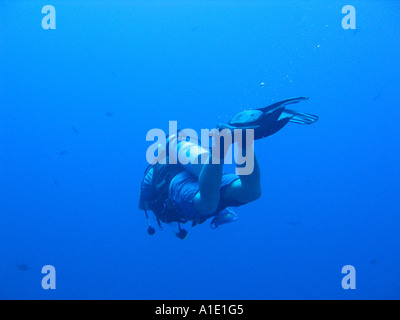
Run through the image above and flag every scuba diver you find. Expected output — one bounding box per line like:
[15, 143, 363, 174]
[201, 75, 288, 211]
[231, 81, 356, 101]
[139, 97, 318, 239]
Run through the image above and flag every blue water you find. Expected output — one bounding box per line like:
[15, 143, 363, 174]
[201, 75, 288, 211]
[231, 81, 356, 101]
[1, 1, 400, 300]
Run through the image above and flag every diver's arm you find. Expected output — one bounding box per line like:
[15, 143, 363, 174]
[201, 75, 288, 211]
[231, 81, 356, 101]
[192, 153, 224, 216]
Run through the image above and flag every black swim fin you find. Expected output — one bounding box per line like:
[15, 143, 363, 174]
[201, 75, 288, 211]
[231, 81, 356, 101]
[217, 97, 318, 140]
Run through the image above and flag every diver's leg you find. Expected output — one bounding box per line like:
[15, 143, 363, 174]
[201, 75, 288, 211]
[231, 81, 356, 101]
[222, 149, 262, 205]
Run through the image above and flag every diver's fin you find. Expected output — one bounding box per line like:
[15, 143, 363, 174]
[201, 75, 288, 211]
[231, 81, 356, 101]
[258, 96, 309, 113]
[217, 96, 318, 140]
[255, 117, 290, 140]
[282, 109, 319, 125]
